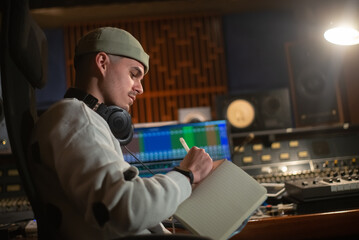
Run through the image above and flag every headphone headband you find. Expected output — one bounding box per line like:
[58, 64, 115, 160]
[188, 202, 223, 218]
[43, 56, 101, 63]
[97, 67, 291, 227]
[64, 88, 98, 109]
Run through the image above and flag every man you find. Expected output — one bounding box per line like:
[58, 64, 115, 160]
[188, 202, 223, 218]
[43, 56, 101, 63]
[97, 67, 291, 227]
[30, 27, 213, 239]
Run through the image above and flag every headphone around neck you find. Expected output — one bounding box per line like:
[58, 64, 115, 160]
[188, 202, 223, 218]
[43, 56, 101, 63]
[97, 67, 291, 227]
[64, 88, 134, 146]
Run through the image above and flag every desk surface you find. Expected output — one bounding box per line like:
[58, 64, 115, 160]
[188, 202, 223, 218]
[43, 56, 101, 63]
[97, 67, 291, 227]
[231, 208, 359, 240]
[7, 209, 359, 239]
[172, 208, 359, 239]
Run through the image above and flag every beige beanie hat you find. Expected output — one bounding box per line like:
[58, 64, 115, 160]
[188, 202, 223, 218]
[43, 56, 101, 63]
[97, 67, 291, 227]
[75, 27, 149, 74]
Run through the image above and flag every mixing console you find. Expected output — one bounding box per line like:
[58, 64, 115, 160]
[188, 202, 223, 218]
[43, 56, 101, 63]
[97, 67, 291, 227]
[0, 197, 33, 224]
[0, 162, 34, 225]
[230, 127, 359, 214]
[231, 130, 359, 184]
[285, 172, 359, 202]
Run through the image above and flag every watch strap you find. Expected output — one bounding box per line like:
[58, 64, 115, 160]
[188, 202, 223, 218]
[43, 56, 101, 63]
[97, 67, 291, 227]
[172, 167, 194, 184]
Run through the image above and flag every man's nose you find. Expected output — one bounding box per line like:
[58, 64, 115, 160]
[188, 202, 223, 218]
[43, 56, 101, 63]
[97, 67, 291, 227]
[134, 81, 143, 95]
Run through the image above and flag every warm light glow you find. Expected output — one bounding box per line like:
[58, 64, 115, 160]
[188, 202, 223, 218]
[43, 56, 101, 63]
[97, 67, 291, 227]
[324, 26, 359, 45]
[280, 166, 288, 173]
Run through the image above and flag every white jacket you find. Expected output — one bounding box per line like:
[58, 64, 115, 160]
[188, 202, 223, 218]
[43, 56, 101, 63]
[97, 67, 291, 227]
[30, 98, 191, 239]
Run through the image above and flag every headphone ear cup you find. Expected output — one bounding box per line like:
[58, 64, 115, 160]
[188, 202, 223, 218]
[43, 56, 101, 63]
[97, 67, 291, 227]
[104, 106, 134, 146]
[64, 88, 134, 145]
[119, 125, 134, 146]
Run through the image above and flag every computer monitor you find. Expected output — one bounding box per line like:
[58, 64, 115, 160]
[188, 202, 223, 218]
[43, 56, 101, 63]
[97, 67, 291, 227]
[123, 120, 231, 177]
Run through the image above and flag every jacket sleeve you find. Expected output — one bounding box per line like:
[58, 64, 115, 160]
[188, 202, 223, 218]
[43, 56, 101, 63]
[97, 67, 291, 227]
[43, 101, 192, 235]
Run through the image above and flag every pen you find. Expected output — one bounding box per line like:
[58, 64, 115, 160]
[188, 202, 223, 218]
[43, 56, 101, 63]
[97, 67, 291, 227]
[179, 137, 190, 153]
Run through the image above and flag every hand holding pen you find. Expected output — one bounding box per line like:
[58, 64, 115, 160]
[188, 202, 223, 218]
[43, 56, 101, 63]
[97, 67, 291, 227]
[178, 137, 213, 184]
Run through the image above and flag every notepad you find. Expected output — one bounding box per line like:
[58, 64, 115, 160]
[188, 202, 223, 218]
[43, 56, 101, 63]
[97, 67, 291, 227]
[174, 160, 267, 240]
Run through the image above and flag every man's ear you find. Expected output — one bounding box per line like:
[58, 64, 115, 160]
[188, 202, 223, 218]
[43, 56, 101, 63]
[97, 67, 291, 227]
[95, 52, 109, 76]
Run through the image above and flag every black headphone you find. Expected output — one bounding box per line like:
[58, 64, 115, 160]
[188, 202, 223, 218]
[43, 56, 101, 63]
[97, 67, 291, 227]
[64, 88, 134, 146]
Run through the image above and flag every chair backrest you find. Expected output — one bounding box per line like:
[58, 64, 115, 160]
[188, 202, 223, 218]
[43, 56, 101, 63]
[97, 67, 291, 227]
[0, 0, 48, 237]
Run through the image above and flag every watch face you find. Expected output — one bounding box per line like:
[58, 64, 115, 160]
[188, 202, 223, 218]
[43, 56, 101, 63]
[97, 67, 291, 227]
[226, 99, 255, 128]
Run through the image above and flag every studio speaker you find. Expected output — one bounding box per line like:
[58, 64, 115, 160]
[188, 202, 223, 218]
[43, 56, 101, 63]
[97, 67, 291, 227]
[286, 42, 344, 127]
[178, 107, 211, 123]
[216, 88, 293, 133]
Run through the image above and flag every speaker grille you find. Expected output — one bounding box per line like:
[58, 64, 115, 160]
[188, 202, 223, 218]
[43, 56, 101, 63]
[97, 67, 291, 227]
[286, 41, 344, 127]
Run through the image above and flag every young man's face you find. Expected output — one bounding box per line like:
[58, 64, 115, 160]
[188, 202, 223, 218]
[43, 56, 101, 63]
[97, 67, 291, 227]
[102, 55, 145, 111]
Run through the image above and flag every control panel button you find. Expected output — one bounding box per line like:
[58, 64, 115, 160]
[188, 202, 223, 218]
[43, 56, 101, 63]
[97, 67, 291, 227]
[261, 155, 271, 162]
[280, 153, 290, 160]
[243, 156, 253, 163]
[8, 169, 19, 176]
[252, 144, 263, 151]
[271, 142, 281, 149]
[6, 184, 21, 192]
[298, 151, 308, 158]
[323, 178, 333, 183]
[289, 140, 299, 147]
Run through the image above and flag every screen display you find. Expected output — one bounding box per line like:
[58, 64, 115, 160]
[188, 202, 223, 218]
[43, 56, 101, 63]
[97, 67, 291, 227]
[123, 120, 231, 176]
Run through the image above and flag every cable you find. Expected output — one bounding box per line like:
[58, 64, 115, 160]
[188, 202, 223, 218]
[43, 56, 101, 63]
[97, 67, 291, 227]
[123, 146, 155, 175]
[231, 133, 255, 159]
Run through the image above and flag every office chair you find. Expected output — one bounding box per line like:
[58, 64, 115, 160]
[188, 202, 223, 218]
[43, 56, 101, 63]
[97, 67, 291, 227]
[0, 0, 51, 238]
[115, 234, 212, 240]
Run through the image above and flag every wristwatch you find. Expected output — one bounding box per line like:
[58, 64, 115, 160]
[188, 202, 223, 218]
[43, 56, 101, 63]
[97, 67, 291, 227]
[172, 167, 194, 184]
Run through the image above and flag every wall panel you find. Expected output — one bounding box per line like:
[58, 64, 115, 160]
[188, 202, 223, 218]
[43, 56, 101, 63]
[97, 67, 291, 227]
[64, 14, 228, 123]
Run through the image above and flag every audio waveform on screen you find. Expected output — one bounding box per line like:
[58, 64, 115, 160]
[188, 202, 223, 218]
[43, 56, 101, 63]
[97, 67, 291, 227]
[123, 120, 231, 163]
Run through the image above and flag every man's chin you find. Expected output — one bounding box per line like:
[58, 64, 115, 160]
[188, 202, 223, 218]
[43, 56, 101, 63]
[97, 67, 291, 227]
[123, 105, 130, 112]
[115, 104, 130, 112]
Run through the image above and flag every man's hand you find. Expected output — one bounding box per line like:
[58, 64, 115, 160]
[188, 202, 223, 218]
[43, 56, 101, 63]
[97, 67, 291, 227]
[179, 147, 213, 184]
[212, 159, 225, 170]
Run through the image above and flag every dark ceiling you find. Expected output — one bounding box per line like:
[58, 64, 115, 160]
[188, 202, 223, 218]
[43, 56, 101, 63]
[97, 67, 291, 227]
[29, 0, 293, 28]
[29, 0, 173, 9]
[28, 0, 359, 29]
